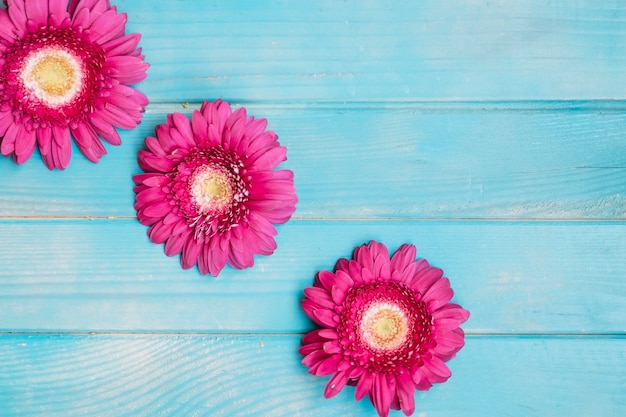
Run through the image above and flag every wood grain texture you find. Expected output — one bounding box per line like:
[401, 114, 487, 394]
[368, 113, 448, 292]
[122, 0, 626, 101]
[1, 103, 625, 219]
[1, 0, 625, 416]
[0, 334, 624, 417]
[1, 219, 624, 333]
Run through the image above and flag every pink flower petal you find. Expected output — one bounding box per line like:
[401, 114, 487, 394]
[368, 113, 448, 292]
[334, 258, 350, 273]
[107, 85, 147, 113]
[318, 329, 339, 340]
[322, 340, 342, 355]
[37, 127, 52, 154]
[24, 0, 48, 26]
[347, 260, 365, 284]
[245, 142, 287, 171]
[433, 329, 465, 359]
[0, 111, 14, 137]
[170, 112, 195, 147]
[312, 307, 340, 328]
[423, 355, 452, 382]
[69, 5, 89, 29]
[201, 99, 231, 134]
[355, 243, 375, 273]
[142, 200, 173, 218]
[302, 349, 329, 369]
[102, 32, 141, 56]
[98, 102, 141, 129]
[244, 116, 267, 139]
[48, 0, 69, 24]
[330, 282, 349, 305]
[138, 152, 175, 173]
[49, 126, 71, 169]
[203, 238, 229, 276]
[181, 235, 202, 270]
[432, 304, 470, 330]
[371, 373, 393, 417]
[147, 221, 174, 244]
[373, 249, 391, 279]
[7, 0, 27, 37]
[0, 122, 19, 157]
[324, 371, 350, 399]
[0, 10, 17, 42]
[14, 126, 37, 164]
[301, 329, 327, 344]
[133, 172, 167, 188]
[411, 367, 433, 391]
[227, 239, 255, 270]
[360, 266, 375, 283]
[301, 299, 321, 323]
[395, 372, 416, 416]
[222, 108, 246, 152]
[435, 326, 466, 347]
[164, 234, 186, 258]
[299, 341, 324, 357]
[144, 136, 166, 156]
[355, 370, 374, 401]
[105, 55, 149, 84]
[315, 353, 342, 376]
[69, 0, 109, 17]
[316, 270, 336, 292]
[71, 122, 104, 163]
[191, 110, 210, 147]
[390, 244, 417, 275]
[88, 9, 126, 44]
[304, 287, 336, 310]
[423, 277, 454, 309]
[410, 266, 444, 295]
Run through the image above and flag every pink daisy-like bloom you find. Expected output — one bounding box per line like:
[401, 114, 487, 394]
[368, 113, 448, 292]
[0, 0, 149, 169]
[300, 241, 469, 417]
[133, 99, 298, 276]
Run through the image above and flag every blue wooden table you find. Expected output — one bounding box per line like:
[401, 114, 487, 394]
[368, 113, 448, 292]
[1, 1, 625, 416]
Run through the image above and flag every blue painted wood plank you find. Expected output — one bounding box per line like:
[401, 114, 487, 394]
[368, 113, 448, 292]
[1, 0, 624, 415]
[1, 103, 624, 219]
[115, 0, 626, 101]
[0, 334, 624, 417]
[1, 219, 624, 333]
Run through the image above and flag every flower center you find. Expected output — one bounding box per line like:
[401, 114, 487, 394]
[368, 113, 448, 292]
[190, 165, 234, 214]
[360, 302, 409, 351]
[20, 48, 82, 107]
[169, 148, 250, 238]
[337, 281, 434, 373]
[1, 26, 106, 126]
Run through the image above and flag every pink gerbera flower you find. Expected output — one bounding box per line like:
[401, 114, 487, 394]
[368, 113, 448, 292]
[300, 241, 469, 417]
[133, 99, 298, 276]
[0, 0, 149, 169]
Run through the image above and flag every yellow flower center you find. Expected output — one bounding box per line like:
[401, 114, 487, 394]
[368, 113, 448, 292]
[190, 166, 234, 214]
[21, 48, 82, 107]
[360, 301, 409, 351]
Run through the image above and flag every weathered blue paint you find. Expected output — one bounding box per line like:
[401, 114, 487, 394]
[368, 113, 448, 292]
[1, 1, 624, 416]
[0, 334, 624, 417]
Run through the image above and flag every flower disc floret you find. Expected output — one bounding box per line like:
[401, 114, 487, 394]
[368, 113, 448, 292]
[168, 147, 250, 239]
[338, 281, 434, 374]
[5, 26, 105, 124]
